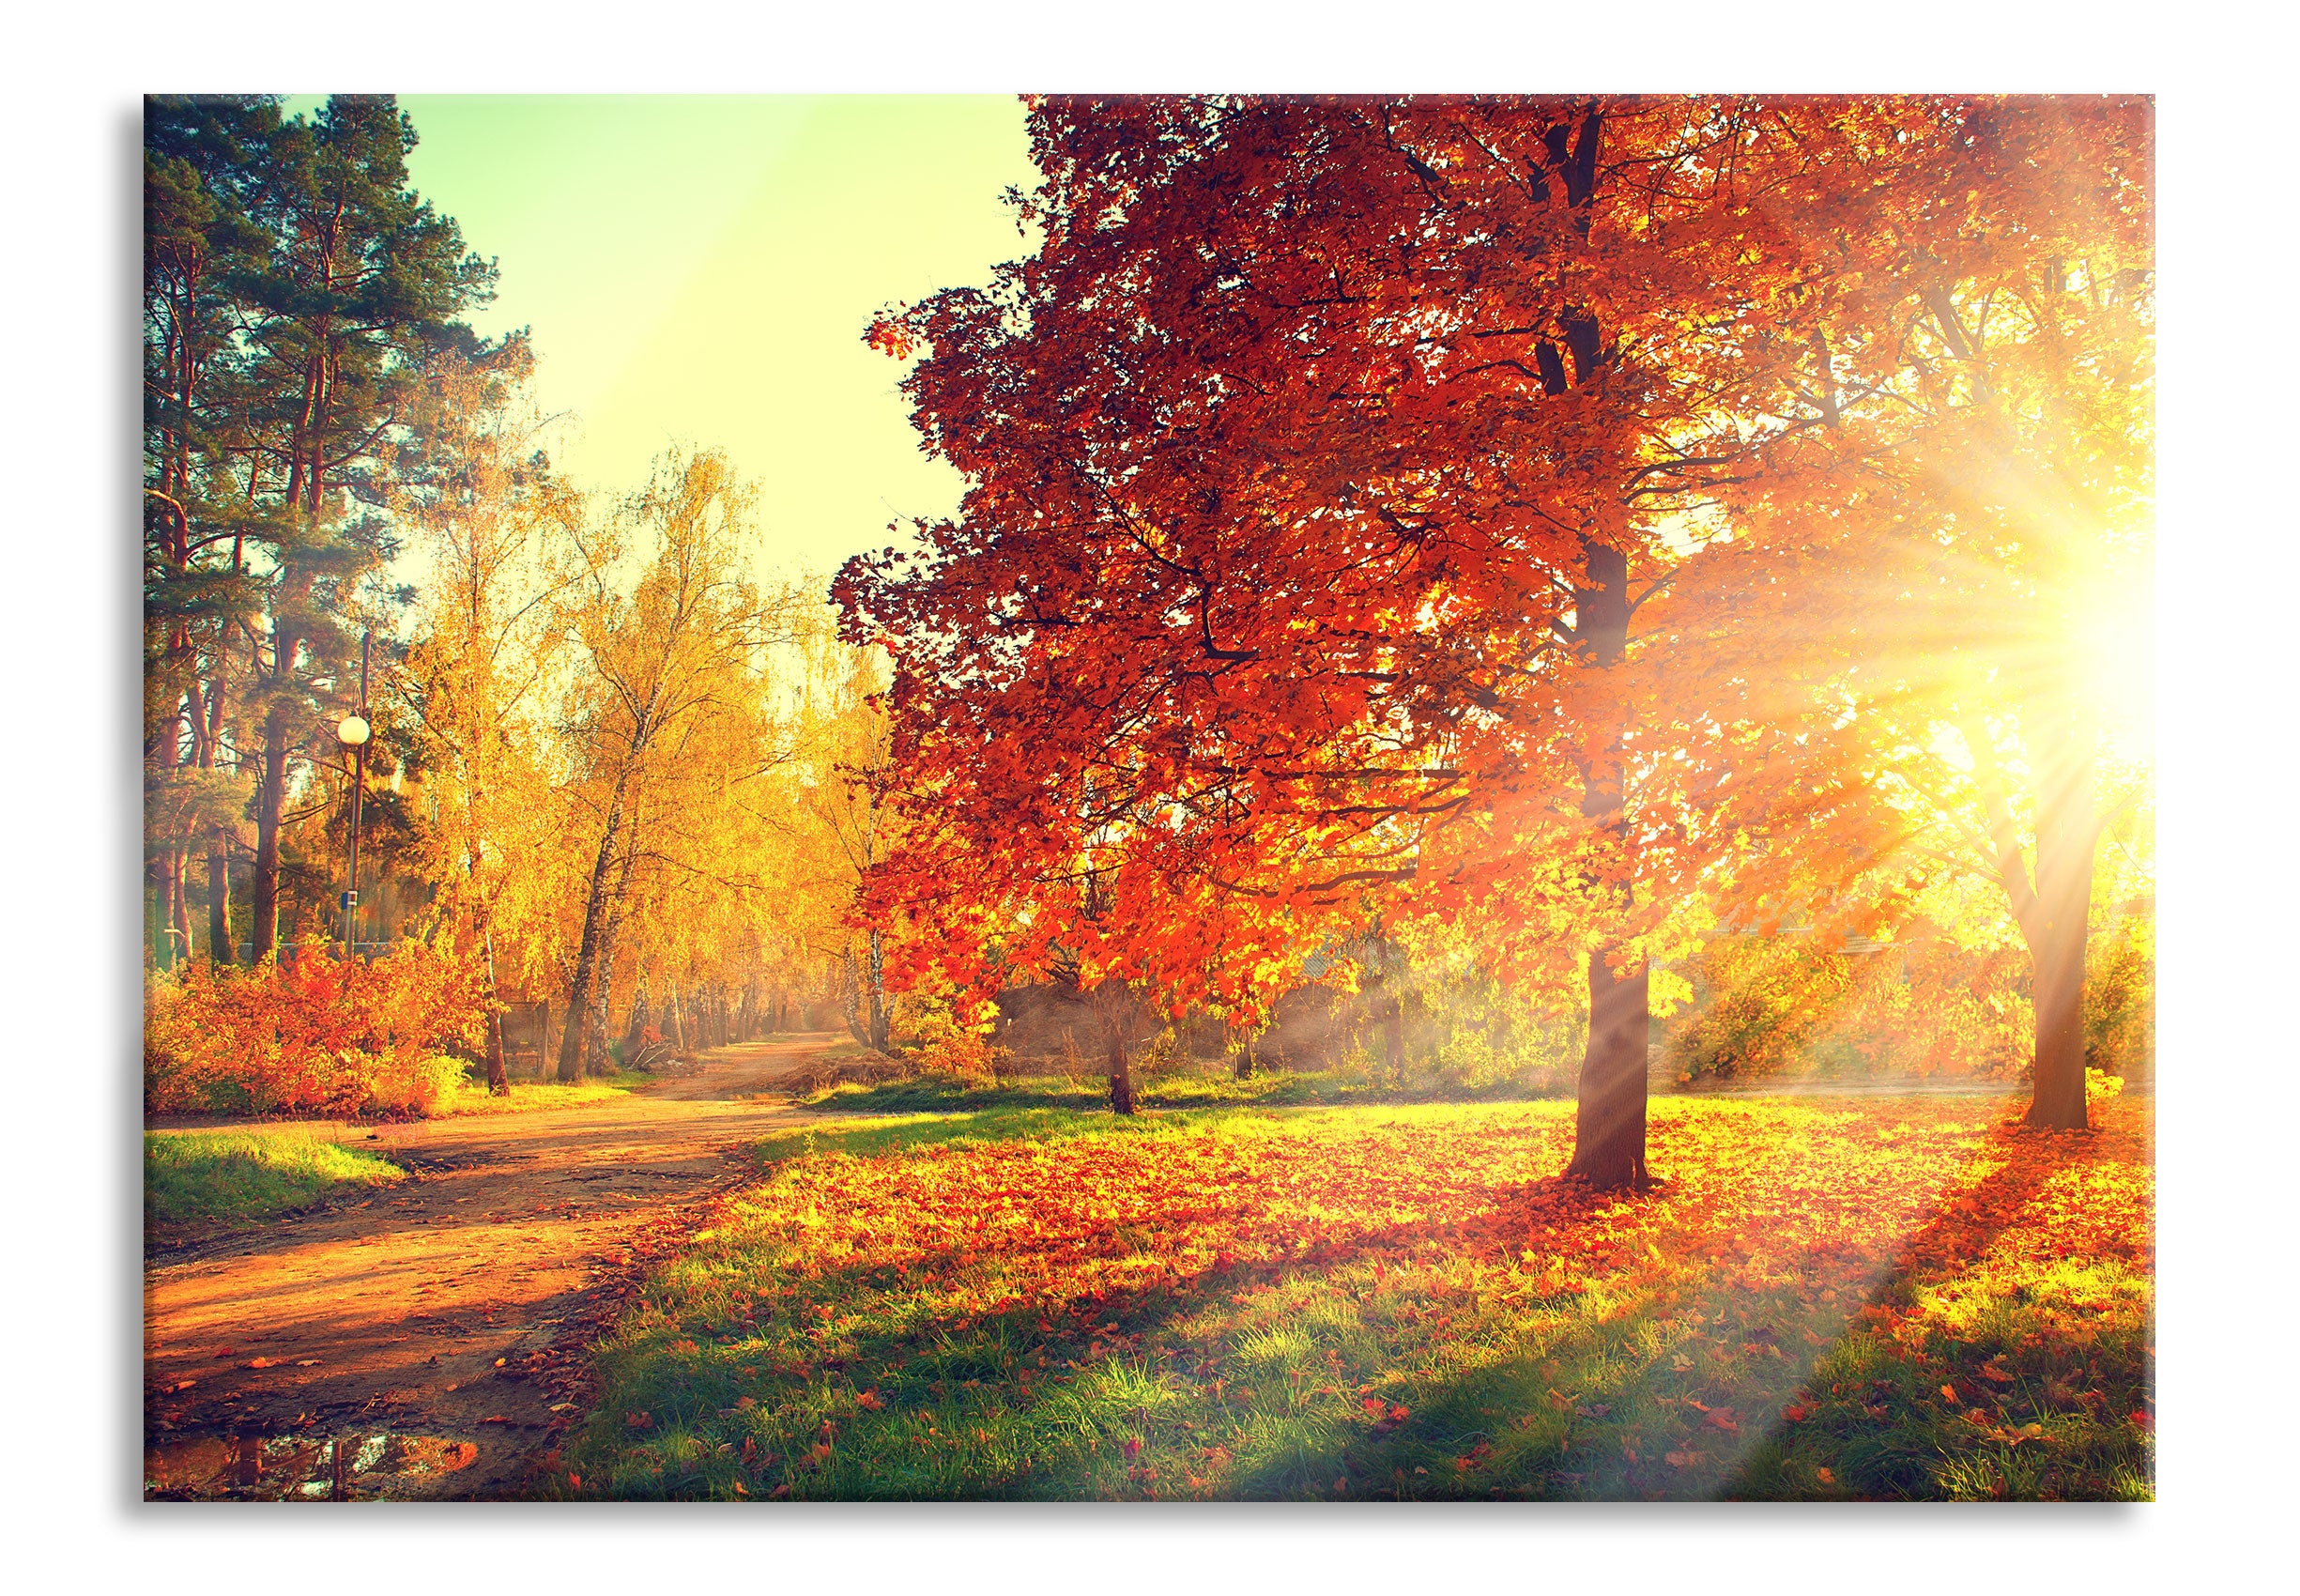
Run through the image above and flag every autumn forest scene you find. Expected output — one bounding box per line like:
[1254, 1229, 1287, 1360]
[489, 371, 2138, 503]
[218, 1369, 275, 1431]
[142, 92, 2154, 1505]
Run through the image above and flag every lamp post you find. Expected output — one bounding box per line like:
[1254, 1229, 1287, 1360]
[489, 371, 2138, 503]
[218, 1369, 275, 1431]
[335, 634, 372, 961]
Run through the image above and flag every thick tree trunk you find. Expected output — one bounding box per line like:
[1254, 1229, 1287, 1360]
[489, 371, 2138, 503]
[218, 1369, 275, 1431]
[1234, 1028, 1255, 1082]
[2025, 910, 2090, 1129]
[1565, 950, 1652, 1189]
[2022, 744, 2097, 1130]
[1563, 535, 1653, 1189]
[1108, 1026, 1136, 1116]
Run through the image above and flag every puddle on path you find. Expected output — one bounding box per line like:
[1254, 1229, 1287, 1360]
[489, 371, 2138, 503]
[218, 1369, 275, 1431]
[145, 1430, 482, 1500]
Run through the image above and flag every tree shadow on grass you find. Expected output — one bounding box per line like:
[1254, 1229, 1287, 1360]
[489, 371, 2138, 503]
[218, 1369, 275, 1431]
[561, 1106, 1653, 1499]
[1716, 1099, 2154, 1501]
[560, 1097, 2150, 1501]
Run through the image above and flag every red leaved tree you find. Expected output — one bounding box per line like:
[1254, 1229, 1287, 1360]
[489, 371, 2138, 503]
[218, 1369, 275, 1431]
[841, 94, 2149, 1167]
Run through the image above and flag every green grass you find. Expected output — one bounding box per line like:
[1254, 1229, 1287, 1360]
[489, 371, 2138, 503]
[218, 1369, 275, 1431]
[1724, 1254, 2155, 1500]
[432, 1068, 645, 1116]
[804, 1065, 1565, 1116]
[537, 1098, 2152, 1501]
[145, 1126, 406, 1235]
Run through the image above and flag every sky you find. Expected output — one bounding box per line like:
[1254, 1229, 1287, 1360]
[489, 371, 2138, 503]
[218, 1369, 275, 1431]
[285, 94, 1043, 587]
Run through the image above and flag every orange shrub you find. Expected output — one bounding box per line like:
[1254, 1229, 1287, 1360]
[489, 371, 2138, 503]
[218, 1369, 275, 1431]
[145, 942, 486, 1118]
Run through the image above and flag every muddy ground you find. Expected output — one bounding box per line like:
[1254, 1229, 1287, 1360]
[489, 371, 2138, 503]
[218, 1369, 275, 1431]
[143, 1033, 836, 1500]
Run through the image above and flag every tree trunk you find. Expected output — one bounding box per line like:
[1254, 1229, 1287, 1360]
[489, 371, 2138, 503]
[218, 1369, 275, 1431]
[206, 833, 234, 964]
[1565, 950, 1651, 1189]
[1234, 1028, 1256, 1081]
[865, 930, 890, 1051]
[557, 776, 630, 1082]
[624, 980, 652, 1058]
[586, 805, 646, 1076]
[2025, 906, 2090, 1129]
[586, 933, 619, 1074]
[481, 925, 509, 1097]
[153, 849, 180, 969]
[1107, 1025, 1136, 1116]
[167, 842, 193, 967]
[249, 709, 290, 963]
[1563, 532, 1652, 1189]
[2021, 718, 2098, 1130]
[1383, 995, 1405, 1086]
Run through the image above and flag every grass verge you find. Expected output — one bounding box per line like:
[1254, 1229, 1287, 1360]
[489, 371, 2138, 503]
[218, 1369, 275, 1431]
[539, 1095, 2151, 1501]
[145, 1126, 406, 1240]
[432, 1068, 645, 1116]
[804, 1067, 1564, 1116]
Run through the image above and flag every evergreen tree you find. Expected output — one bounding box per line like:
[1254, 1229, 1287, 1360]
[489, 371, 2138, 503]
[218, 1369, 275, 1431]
[143, 94, 514, 962]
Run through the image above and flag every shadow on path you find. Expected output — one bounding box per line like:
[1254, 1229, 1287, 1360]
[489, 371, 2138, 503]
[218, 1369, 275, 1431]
[143, 1031, 845, 1499]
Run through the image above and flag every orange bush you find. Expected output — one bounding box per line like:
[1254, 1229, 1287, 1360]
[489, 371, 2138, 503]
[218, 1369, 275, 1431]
[145, 942, 486, 1118]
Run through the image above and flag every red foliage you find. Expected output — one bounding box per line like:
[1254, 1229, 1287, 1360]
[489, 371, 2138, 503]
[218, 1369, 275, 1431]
[145, 944, 487, 1117]
[838, 95, 2153, 1151]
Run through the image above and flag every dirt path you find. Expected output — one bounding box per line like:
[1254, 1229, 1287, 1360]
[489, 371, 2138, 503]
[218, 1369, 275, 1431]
[143, 1032, 841, 1500]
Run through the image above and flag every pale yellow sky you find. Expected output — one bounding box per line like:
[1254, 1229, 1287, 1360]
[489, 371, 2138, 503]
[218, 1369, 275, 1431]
[290, 94, 1042, 587]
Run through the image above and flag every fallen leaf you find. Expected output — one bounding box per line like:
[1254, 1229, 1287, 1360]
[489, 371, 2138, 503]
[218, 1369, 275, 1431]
[1817, 1466, 1835, 1484]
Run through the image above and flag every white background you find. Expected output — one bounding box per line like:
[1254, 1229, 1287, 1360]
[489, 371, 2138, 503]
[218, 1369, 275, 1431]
[2, 5, 2284, 1588]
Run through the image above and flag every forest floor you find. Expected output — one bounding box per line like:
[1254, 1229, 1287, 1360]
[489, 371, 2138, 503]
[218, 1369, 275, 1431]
[142, 1032, 840, 1500]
